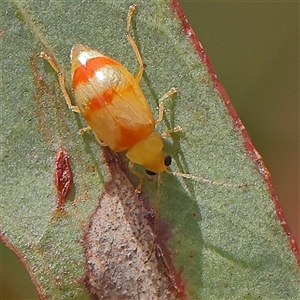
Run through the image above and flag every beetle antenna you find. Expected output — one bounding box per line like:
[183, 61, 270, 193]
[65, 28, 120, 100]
[171, 171, 254, 188]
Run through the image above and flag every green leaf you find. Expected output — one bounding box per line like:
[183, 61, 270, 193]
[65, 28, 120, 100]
[1, 0, 299, 299]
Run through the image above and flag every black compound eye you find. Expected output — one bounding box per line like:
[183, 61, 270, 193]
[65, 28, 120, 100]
[146, 169, 157, 176]
[164, 155, 172, 167]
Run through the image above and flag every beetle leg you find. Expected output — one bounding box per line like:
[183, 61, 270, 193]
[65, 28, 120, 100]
[161, 125, 182, 138]
[128, 161, 144, 193]
[156, 87, 178, 125]
[126, 5, 145, 82]
[38, 52, 80, 113]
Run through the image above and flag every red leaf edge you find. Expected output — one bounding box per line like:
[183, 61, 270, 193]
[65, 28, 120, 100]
[171, 0, 300, 267]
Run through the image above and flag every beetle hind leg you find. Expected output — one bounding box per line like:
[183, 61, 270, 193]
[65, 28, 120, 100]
[38, 52, 80, 113]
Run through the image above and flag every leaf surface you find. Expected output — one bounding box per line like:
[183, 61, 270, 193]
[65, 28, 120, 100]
[1, 0, 299, 299]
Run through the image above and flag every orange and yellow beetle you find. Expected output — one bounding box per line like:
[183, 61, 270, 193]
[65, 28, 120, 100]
[39, 5, 247, 191]
[70, 41, 179, 175]
[40, 5, 180, 189]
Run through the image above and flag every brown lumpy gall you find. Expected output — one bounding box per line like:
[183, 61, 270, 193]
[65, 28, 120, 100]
[84, 172, 173, 299]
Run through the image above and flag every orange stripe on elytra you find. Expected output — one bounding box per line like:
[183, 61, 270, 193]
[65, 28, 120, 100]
[84, 81, 134, 119]
[85, 88, 116, 114]
[72, 65, 87, 90]
[72, 56, 118, 89]
[84, 76, 134, 115]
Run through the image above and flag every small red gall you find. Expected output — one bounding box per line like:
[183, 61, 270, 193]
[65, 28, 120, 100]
[54, 148, 73, 212]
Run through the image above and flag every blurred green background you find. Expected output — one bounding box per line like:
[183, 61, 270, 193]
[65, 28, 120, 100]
[1, 2, 298, 299]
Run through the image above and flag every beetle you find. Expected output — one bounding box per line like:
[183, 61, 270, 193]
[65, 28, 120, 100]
[39, 5, 248, 191]
[39, 5, 182, 191]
